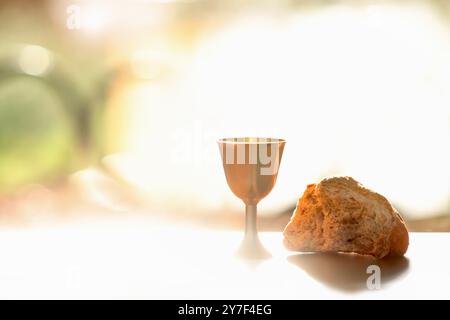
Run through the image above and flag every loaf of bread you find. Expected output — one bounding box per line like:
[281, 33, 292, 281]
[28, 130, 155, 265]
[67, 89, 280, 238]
[283, 177, 409, 259]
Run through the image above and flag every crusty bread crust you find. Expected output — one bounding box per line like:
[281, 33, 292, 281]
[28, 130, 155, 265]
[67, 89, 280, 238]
[283, 177, 409, 259]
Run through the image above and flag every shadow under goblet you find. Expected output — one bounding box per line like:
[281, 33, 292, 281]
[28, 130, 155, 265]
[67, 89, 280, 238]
[218, 137, 285, 260]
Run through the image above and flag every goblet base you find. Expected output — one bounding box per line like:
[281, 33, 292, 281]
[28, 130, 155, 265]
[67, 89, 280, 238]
[236, 234, 272, 260]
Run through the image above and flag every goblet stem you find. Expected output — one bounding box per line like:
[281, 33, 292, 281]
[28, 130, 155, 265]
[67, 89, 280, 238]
[237, 204, 271, 260]
[244, 204, 257, 240]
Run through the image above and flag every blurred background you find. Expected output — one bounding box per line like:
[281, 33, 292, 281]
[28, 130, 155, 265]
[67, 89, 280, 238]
[0, 0, 449, 231]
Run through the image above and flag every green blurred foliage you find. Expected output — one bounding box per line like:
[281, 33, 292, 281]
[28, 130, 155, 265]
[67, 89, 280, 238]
[0, 77, 76, 192]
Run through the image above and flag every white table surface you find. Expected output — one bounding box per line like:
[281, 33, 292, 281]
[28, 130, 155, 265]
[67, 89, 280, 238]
[0, 217, 447, 299]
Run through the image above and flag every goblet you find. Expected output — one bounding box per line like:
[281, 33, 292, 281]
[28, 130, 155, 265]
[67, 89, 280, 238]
[218, 137, 285, 259]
